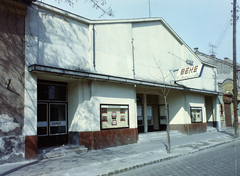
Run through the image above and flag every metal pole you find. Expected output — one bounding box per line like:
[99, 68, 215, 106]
[233, 0, 239, 137]
[148, 0, 151, 17]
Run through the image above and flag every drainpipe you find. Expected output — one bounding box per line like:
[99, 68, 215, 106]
[92, 24, 96, 70]
[131, 38, 135, 78]
[143, 93, 148, 133]
[214, 68, 217, 92]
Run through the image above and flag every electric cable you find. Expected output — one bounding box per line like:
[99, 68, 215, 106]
[214, 12, 231, 52]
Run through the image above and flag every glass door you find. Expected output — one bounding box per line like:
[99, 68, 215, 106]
[37, 80, 68, 148]
[49, 103, 67, 135]
[159, 104, 167, 131]
[37, 103, 48, 136]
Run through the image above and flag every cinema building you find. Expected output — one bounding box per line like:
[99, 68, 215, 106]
[1, 1, 222, 162]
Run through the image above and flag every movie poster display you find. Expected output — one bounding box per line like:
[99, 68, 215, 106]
[101, 105, 129, 129]
[190, 107, 202, 123]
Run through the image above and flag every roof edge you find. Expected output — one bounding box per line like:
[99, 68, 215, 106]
[33, 1, 167, 24]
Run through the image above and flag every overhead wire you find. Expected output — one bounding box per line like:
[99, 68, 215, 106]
[214, 12, 231, 52]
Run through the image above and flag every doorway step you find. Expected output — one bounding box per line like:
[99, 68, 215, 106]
[206, 127, 218, 132]
[38, 145, 88, 160]
[138, 131, 185, 143]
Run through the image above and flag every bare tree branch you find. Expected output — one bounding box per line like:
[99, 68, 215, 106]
[39, 0, 114, 17]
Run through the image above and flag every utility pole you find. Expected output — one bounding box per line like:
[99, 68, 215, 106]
[148, 0, 151, 17]
[233, 0, 239, 138]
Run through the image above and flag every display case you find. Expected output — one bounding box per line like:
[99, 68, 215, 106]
[101, 104, 129, 129]
[190, 107, 202, 123]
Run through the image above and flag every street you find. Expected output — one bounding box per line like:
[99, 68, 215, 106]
[0, 130, 237, 176]
[117, 140, 240, 176]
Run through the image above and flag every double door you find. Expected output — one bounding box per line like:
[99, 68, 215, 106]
[37, 102, 68, 148]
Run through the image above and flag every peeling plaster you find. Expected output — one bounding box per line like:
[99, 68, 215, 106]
[0, 136, 25, 164]
[0, 114, 20, 132]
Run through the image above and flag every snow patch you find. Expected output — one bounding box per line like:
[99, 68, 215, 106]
[0, 114, 20, 132]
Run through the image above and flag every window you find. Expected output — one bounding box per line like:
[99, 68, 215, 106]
[38, 83, 67, 101]
[101, 105, 129, 130]
[147, 106, 153, 125]
[137, 106, 143, 126]
[190, 107, 202, 123]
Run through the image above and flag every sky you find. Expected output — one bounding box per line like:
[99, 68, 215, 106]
[42, 0, 239, 62]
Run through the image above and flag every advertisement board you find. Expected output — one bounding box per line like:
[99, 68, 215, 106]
[175, 64, 204, 81]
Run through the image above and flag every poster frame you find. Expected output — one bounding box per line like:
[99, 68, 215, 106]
[100, 104, 129, 130]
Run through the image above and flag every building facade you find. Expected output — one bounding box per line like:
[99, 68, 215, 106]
[1, 1, 221, 163]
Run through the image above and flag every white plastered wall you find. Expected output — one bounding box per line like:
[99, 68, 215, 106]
[131, 22, 216, 92]
[94, 23, 134, 78]
[158, 90, 206, 125]
[23, 72, 37, 136]
[32, 5, 91, 71]
[186, 93, 206, 123]
[68, 80, 137, 132]
[23, 7, 39, 136]
[180, 65, 216, 91]
[132, 21, 186, 83]
[24, 6, 93, 135]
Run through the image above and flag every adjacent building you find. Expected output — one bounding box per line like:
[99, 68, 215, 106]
[1, 1, 222, 163]
[195, 48, 240, 128]
[0, 0, 35, 164]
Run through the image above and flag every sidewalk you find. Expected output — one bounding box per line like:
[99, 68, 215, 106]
[0, 127, 238, 176]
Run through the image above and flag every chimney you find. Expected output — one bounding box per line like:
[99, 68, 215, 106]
[194, 47, 198, 52]
[224, 57, 230, 61]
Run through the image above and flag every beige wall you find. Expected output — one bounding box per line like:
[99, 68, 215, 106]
[68, 80, 137, 132]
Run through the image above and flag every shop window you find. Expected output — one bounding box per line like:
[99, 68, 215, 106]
[101, 105, 129, 130]
[137, 94, 143, 104]
[190, 107, 202, 123]
[147, 106, 153, 125]
[137, 106, 143, 126]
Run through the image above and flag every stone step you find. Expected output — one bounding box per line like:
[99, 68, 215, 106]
[206, 127, 218, 132]
[38, 145, 88, 160]
[138, 131, 185, 143]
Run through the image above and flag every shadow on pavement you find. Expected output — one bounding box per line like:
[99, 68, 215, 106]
[0, 160, 39, 176]
[162, 141, 168, 152]
[218, 131, 235, 137]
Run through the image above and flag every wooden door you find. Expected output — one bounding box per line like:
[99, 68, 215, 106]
[224, 103, 232, 126]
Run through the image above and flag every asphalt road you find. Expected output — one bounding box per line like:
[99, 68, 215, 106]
[116, 140, 240, 176]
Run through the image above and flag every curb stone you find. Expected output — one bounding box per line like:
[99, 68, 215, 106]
[188, 138, 237, 155]
[98, 138, 238, 176]
[100, 154, 182, 176]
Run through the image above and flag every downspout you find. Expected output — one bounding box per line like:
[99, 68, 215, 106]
[131, 38, 135, 78]
[92, 24, 96, 71]
[214, 68, 217, 92]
